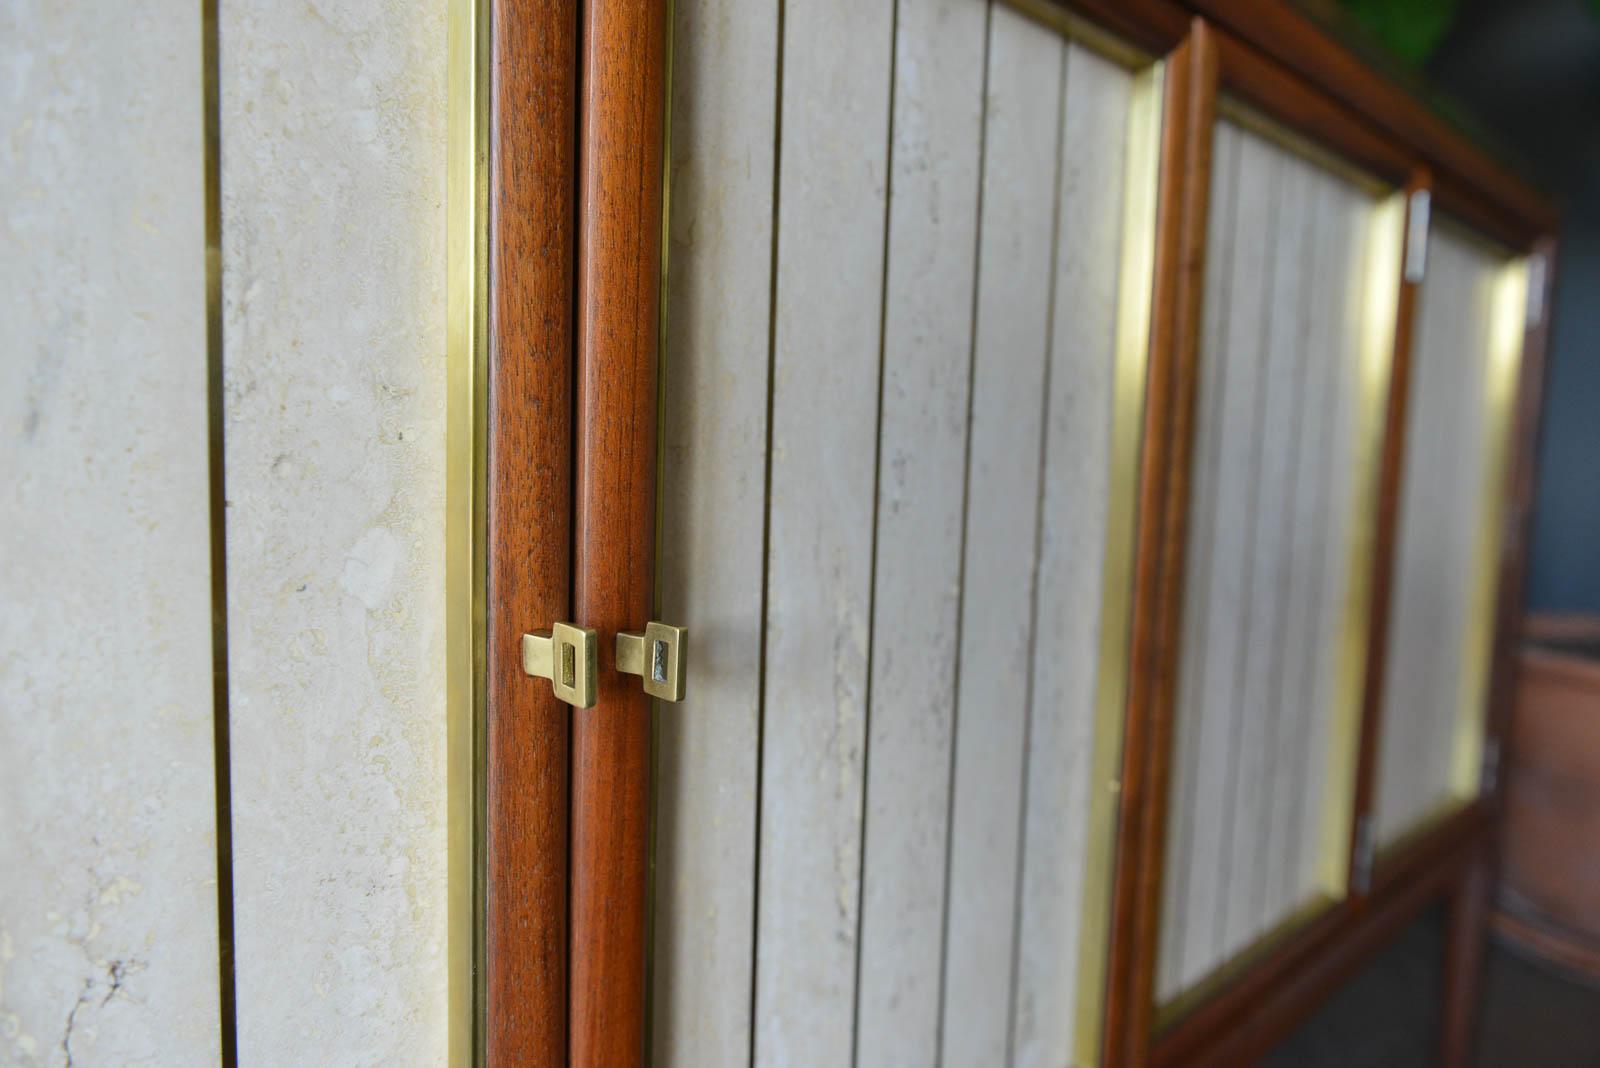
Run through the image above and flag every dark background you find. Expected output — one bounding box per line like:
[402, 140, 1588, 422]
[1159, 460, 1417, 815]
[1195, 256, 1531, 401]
[1420, 0, 1600, 614]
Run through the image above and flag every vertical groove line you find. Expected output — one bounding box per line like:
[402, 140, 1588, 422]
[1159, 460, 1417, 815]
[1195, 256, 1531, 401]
[646, 0, 676, 1055]
[201, 0, 239, 1061]
[1254, 162, 1316, 924]
[1170, 124, 1240, 991]
[1004, 40, 1069, 1067]
[566, 0, 584, 1051]
[933, 3, 994, 1062]
[1210, 149, 1285, 957]
[850, 0, 901, 1061]
[1277, 176, 1337, 910]
[749, 0, 785, 1061]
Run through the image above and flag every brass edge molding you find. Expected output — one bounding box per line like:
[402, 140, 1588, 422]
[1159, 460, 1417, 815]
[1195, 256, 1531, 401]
[1315, 188, 1407, 896]
[445, 0, 489, 1064]
[201, 0, 240, 1061]
[1073, 57, 1165, 1068]
[1451, 249, 1529, 798]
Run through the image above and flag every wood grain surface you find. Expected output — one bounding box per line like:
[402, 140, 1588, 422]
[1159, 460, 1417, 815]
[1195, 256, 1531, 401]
[570, 1, 667, 1065]
[484, 0, 576, 1063]
[1103, 19, 1217, 1068]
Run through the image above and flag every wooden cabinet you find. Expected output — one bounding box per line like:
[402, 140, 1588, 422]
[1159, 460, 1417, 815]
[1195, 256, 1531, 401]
[462, 2, 1557, 1066]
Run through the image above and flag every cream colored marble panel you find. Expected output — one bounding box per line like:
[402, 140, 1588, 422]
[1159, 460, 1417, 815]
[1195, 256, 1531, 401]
[1376, 222, 1517, 845]
[219, 0, 449, 1061]
[942, 10, 1061, 1064]
[1012, 40, 1133, 1068]
[754, 0, 893, 1062]
[652, 0, 776, 1062]
[1159, 119, 1384, 1000]
[0, 3, 221, 1064]
[854, 1, 986, 1063]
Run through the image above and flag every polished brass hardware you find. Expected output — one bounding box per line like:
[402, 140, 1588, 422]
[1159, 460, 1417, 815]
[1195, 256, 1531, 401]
[522, 623, 598, 709]
[616, 622, 687, 702]
[1404, 188, 1430, 284]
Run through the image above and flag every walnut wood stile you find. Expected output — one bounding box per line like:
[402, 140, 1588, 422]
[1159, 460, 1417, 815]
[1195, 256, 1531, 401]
[1102, 20, 1218, 1068]
[1090, 7, 1557, 1068]
[1434, 235, 1561, 1068]
[570, 1, 667, 1066]
[1440, 841, 1493, 1068]
[484, 0, 576, 1064]
[1346, 168, 1432, 900]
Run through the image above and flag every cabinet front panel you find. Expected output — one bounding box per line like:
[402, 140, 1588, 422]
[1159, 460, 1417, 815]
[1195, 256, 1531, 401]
[653, 3, 1158, 1064]
[1376, 220, 1527, 846]
[1157, 112, 1400, 1005]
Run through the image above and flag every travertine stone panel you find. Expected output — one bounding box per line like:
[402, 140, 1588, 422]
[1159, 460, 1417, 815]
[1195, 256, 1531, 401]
[752, 0, 893, 1063]
[653, 0, 777, 1063]
[1160, 118, 1382, 1000]
[220, 0, 450, 1060]
[0, 2, 221, 1064]
[1376, 222, 1520, 845]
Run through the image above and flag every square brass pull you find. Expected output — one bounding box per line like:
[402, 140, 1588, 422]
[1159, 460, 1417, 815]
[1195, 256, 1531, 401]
[616, 621, 687, 702]
[522, 622, 598, 709]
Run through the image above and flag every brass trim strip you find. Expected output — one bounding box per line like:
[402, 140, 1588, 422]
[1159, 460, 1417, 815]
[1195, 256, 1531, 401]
[1073, 57, 1165, 1068]
[445, 0, 490, 1063]
[1450, 245, 1529, 800]
[202, 0, 239, 1061]
[1315, 188, 1407, 896]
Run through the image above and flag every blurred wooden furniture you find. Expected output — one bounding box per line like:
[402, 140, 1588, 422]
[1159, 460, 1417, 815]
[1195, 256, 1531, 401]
[1494, 616, 1600, 979]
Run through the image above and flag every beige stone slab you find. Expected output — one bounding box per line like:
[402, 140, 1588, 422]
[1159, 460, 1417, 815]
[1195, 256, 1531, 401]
[0, 3, 221, 1063]
[219, 0, 450, 1060]
[652, 0, 778, 1062]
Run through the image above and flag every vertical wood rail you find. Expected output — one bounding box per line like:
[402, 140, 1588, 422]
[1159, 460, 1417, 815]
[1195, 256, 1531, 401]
[485, 0, 578, 1064]
[1103, 18, 1218, 1068]
[571, 1, 668, 1065]
[1346, 167, 1432, 898]
[1439, 841, 1492, 1068]
[1439, 234, 1559, 1068]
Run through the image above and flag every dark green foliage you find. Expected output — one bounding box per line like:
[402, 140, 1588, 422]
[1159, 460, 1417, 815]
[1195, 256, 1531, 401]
[1340, 0, 1460, 66]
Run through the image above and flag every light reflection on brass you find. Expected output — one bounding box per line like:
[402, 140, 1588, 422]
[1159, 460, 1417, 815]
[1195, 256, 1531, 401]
[1449, 240, 1528, 801]
[1072, 51, 1165, 1068]
[445, 0, 488, 1062]
[1314, 187, 1407, 898]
